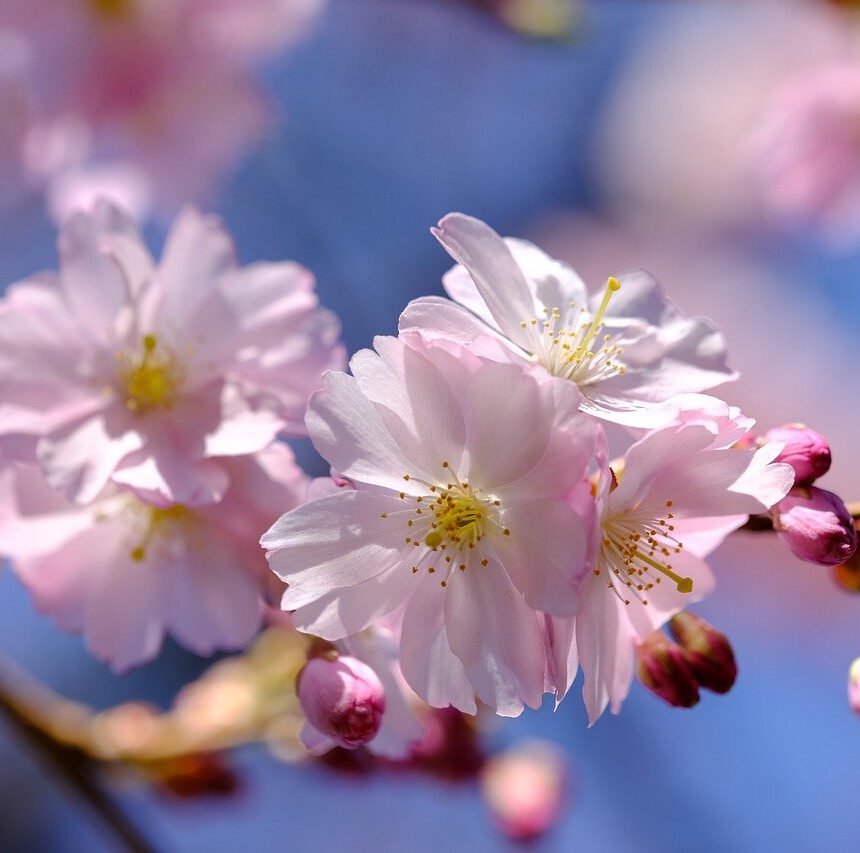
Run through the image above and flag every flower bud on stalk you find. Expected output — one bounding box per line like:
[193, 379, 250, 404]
[771, 487, 858, 567]
[764, 424, 832, 486]
[635, 631, 700, 708]
[297, 654, 385, 750]
[669, 612, 737, 694]
[849, 658, 860, 717]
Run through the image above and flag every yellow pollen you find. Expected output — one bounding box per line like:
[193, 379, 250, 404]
[424, 489, 486, 549]
[128, 504, 190, 563]
[117, 334, 184, 414]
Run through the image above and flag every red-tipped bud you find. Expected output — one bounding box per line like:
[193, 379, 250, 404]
[297, 655, 385, 750]
[635, 631, 700, 708]
[772, 486, 858, 567]
[849, 658, 860, 717]
[481, 741, 567, 842]
[764, 424, 831, 487]
[669, 611, 738, 694]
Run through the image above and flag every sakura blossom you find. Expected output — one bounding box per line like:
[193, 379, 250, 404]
[399, 213, 736, 427]
[262, 333, 598, 717]
[0, 444, 307, 671]
[545, 399, 793, 723]
[0, 199, 344, 506]
[0, 0, 326, 219]
[750, 63, 860, 243]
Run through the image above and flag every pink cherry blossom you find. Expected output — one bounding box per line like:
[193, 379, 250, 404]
[262, 333, 598, 717]
[546, 400, 793, 723]
[0, 0, 325, 219]
[750, 63, 860, 243]
[0, 444, 307, 672]
[0, 199, 344, 506]
[399, 214, 736, 427]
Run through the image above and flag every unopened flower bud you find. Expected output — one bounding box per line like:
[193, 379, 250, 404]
[297, 655, 385, 750]
[481, 740, 567, 842]
[669, 611, 737, 694]
[635, 631, 700, 708]
[764, 424, 831, 486]
[849, 658, 860, 717]
[772, 486, 858, 567]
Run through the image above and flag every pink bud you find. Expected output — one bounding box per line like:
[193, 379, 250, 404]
[636, 631, 700, 708]
[764, 424, 831, 486]
[481, 741, 567, 842]
[297, 655, 385, 750]
[849, 658, 860, 717]
[772, 486, 858, 567]
[669, 611, 738, 694]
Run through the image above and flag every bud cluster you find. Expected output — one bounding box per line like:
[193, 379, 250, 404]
[762, 425, 858, 571]
[636, 612, 737, 708]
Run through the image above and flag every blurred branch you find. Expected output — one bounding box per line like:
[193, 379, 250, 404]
[741, 502, 860, 532]
[0, 628, 308, 846]
[0, 660, 155, 852]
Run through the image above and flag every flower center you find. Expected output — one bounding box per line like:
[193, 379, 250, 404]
[117, 334, 184, 414]
[379, 462, 508, 589]
[521, 276, 627, 388]
[596, 500, 693, 606]
[129, 503, 191, 562]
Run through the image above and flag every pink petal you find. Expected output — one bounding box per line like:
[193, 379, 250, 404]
[433, 213, 535, 350]
[444, 561, 545, 717]
[399, 576, 477, 714]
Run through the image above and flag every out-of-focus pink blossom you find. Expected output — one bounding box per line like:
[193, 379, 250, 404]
[0, 0, 326, 219]
[772, 486, 858, 566]
[546, 399, 793, 723]
[298, 654, 386, 752]
[0, 199, 344, 506]
[400, 213, 736, 428]
[593, 3, 854, 237]
[480, 740, 567, 842]
[0, 444, 307, 671]
[262, 332, 598, 717]
[750, 63, 860, 243]
[764, 423, 831, 486]
[635, 631, 700, 709]
[848, 657, 860, 717]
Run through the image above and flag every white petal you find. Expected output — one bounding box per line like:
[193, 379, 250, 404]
[399, 576, 477, 714]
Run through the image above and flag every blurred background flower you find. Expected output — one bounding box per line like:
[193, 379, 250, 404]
[1, 0, 860, 850]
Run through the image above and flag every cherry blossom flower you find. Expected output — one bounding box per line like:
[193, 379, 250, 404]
[0, 0, 326, 219]
[399, 214, 736, 427]
[750, 63, 860, 243]
[262, 333, 598, 717]
[545, 399, 793, 723]
[0, 444, 307, 671]
[0, 199, 343, 506]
